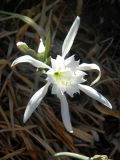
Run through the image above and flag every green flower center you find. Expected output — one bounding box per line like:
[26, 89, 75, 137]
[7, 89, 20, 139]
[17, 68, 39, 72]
[54, 71, 62, 79]
[54, 70, 72, 86]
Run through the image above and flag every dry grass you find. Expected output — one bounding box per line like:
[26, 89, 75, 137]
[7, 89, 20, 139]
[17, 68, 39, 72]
[0, 0, 120, 159]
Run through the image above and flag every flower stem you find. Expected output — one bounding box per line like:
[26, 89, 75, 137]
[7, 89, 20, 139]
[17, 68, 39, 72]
[54, 152, 91, 160]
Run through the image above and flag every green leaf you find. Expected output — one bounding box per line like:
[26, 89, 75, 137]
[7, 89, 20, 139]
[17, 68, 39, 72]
[0, 10, 45, 37]
[44, 31, 51, 61]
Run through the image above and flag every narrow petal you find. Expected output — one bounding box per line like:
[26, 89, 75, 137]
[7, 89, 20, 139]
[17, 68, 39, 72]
[11, 55, 51, 69]
[78, 63, 101, 86]
[78, 84, 112, 109]
[58, 91, 73, 133]
[23, 82, 50, 123]
[38, 38, 45, 53]
[62, 16, 80, 58]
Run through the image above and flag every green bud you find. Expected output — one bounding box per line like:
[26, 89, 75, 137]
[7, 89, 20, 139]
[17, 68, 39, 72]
[17, 42, 30, 53]
[16, 41, 37, 56]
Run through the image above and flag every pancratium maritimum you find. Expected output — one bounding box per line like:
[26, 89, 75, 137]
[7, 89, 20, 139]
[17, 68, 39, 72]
[11, 16, 112, 133]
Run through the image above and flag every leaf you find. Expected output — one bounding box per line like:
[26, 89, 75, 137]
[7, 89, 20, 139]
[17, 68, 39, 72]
[25, 129, 55, 155]
[44, 31, 51, 62]
[93, 101, 120, 119]
[0, 10, 45, 36]
[0, 148, 25, 160]
[73, 128, 94, 143]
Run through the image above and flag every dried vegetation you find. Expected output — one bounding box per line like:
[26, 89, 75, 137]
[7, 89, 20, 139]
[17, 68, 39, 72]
[0, 0, 120, 159]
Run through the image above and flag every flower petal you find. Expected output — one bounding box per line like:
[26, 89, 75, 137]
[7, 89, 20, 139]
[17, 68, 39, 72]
[78, 84, 112, 109]
[78, 63, 101, 86]
[65, 55, 74, 65]
[38, 38, 45, 53]
[11, 55, 51, 69]
[62, 16, 80, 58]
[23, 82, 50, 123]
[51, 55, 65, 70]
[66, 84, 80, 97]
[65, 55, 80, 71]
[58, 91, 73, 133]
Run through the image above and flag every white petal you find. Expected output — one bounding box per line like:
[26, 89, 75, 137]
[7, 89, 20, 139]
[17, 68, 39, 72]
[58, 91, 73, 133]
[65, 55, 75, 65]
[65, 55, 80, 71]
[50, 57, 56, 69]
[38, 38, 45, 53]
[51, 84, 59, 95]
[23, 82, 50, 122]
[66, 84, 80, 97]
[78, 84, 112, 109]
[62, 16, 80, 58]
[78, 63, 101, 86]
[11, 55, 51, 69]
[51, 55, 65, 70]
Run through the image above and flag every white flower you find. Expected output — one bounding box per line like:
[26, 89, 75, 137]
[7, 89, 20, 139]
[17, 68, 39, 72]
[37, 38, 45, 54]
[11, 16, 112, 133]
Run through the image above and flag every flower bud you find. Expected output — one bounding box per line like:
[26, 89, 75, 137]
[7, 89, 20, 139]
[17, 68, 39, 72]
[17, 42, 30, 53]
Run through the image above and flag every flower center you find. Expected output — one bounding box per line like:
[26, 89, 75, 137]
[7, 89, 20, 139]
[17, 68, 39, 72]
[54, 71, 62, 79]
[54, 70, 72, 87]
